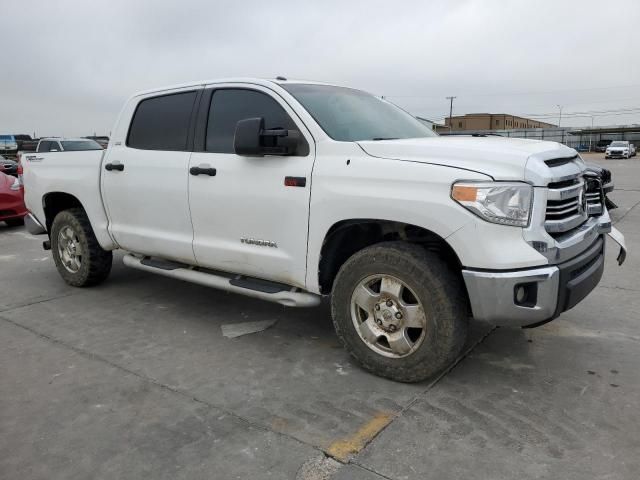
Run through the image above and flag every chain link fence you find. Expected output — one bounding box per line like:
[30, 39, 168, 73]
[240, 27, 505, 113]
[440, 127, 640, 151]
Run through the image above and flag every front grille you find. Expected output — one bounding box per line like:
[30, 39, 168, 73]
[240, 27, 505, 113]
[544, 176, 586, 236]
[584, 175, 603, 216]
[544, 172, 604, 238]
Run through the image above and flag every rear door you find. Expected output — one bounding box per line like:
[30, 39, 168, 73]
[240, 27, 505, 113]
[101, 89, 201, 263]
[188, 84, 316, 287]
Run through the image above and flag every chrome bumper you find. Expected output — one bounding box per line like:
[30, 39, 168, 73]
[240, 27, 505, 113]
[462, 266, 560, 327]
[24, 213, 46, 235]
[463, 234, 612, 327]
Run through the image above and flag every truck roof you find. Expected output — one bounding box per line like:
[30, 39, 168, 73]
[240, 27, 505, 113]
[130, 77, 338, 98]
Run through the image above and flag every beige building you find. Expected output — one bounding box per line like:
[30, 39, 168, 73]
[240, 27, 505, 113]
[438, 113, 555, 132]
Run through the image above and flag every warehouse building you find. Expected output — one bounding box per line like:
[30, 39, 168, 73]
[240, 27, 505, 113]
[439, 113, 555, 132]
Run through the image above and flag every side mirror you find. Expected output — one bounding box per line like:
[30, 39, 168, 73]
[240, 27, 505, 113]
[234, 117, 306, 157]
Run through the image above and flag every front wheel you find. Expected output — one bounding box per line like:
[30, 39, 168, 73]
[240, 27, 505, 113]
[51, 208, 113, 287]
[331, 242, 468, 383]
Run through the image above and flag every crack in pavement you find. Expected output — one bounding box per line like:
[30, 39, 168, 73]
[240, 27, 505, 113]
[0, 292, 77, 315]
[598, 284, 640, 293]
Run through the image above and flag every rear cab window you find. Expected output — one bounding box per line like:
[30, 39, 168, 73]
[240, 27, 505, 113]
[127, 91, 198, 151]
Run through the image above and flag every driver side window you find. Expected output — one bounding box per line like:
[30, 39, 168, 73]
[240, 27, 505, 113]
[205, 89, 296, 154]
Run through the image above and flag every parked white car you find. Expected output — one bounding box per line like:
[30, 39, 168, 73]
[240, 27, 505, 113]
[22, 78, 627, 382]
[605, 141, 634, 159]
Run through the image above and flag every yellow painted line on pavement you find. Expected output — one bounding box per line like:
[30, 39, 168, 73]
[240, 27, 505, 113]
[326, 411, 394, 461]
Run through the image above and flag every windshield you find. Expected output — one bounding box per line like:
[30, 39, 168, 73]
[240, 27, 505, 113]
[0, 135, 15, 141]
[282, 84, 436, 142]
[61, 140, 103, 151]
[610, 141, 628, 147]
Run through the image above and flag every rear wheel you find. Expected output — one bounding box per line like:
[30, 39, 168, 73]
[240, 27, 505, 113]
[331, 242, 468, 383]
[51, 208, 112, 287]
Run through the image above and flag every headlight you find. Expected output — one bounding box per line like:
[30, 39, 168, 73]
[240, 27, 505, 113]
[451, 181, 533, 227]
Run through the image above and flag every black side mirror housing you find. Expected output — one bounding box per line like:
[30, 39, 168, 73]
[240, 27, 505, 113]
[234, 117, 307, 157]
[234, 117, 263, 156]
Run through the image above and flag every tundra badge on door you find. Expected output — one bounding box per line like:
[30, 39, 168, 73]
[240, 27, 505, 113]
[241, 237, 278, 248]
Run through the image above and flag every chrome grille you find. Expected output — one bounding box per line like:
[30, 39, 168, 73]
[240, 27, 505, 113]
[584, 175, 603, 216]
[544, 173, 604, 237]
[545, 177, 587, 235]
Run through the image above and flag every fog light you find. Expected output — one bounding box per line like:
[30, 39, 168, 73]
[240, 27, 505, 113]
[514, 282, 538, 307]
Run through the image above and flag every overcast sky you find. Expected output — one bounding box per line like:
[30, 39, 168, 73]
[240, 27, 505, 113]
[2, 0, 639, 136]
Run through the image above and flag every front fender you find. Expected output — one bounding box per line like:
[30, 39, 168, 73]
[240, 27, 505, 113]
[305, 153, 489, 292]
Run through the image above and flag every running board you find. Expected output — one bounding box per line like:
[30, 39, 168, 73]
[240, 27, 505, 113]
[123, 254, 321, 308]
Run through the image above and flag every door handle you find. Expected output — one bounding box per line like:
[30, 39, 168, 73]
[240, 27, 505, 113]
[189, 165, 217, 176]
[105, 162, 124, 172]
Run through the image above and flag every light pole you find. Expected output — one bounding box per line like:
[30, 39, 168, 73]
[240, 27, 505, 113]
[446, 96, 456, 132]
[556, 104, 563, 128]
[589, 116, 594, 152]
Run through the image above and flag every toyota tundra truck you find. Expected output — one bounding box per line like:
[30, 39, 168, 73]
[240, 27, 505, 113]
[22, 78, 627, 382]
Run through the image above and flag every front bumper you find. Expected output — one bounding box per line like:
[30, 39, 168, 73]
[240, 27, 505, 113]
[0, 193, 27, 222]
[606, 151, 629, 158]
[463, 233, 612, 327]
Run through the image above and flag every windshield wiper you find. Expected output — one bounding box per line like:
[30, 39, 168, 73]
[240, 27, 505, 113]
[371, 137, 399, 141]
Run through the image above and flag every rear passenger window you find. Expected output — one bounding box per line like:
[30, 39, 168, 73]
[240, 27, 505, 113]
[127, 91, 197, 151]
[206, 89, 296, 153]
[37, 141, 50, 152]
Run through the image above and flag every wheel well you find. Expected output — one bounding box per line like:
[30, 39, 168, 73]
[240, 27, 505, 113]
[318, 219, 466, 298]
[42, 192, 83, 232]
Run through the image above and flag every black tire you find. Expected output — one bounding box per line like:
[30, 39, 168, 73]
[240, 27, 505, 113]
[331, 241, 468, 383]
[50, 208, 112, 287]
[4, 217, 25, 227]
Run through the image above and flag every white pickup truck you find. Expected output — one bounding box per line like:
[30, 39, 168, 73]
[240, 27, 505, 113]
[22, 78, 627, 382]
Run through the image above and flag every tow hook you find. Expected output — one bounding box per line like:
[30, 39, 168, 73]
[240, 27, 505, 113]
[607, 227, 627, 265]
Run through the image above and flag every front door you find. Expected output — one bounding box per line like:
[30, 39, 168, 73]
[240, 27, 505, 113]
[188, 85, 315, 288]
[101, 89, 200, 263]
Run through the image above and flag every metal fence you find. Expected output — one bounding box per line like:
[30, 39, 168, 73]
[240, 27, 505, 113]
[439, 127, 640, 151]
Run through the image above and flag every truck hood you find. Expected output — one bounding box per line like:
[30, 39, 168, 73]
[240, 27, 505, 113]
[357, 136, 580, 186]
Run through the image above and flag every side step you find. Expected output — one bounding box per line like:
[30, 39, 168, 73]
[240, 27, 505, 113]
[123, 254, 321, 308]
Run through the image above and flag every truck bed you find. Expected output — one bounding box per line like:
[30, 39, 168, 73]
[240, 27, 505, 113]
[22, 150, 114, 249]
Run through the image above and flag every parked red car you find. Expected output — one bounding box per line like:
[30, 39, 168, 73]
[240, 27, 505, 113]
[0, 170, 27, 226]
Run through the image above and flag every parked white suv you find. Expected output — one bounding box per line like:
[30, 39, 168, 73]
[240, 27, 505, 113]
[22, 78, 627, 382]
[605, 141, 634, 159]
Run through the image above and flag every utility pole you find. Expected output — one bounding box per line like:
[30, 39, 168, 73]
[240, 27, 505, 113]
[556, 104, 563, 128]
[446, 96, 456, 132]
[589, 116, 594, 152]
